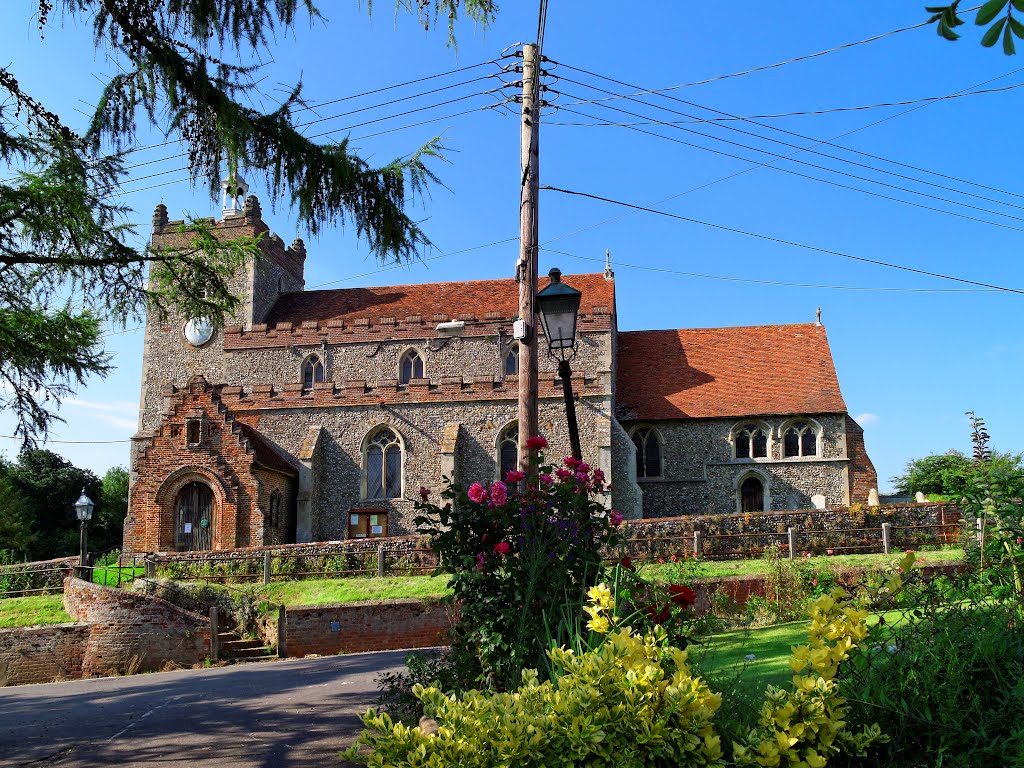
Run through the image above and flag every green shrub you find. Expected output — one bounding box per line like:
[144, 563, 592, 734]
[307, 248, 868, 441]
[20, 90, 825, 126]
[347, 586, 885, 768]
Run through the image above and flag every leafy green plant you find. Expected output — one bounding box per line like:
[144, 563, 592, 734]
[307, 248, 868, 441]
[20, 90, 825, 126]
[345, 583, 885, 767]
[415, 440, 623, 690]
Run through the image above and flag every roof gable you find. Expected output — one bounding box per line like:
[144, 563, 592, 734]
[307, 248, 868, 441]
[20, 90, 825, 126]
[616, 324, 847, 421]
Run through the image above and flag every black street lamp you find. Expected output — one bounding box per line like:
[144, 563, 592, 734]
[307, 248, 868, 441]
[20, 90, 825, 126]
[74, 489, 95, 575]
[536, 267, 584, 461]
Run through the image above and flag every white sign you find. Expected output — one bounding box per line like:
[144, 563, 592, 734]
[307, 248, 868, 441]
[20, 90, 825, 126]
[183, 523, 193, 533]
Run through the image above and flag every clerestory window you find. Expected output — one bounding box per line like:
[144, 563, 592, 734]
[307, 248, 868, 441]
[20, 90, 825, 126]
[783, 420, 819, 458]
[399, 349, 425, 384]
[364, 428, 403, 500]
[734, 423, 769, 460]
[631, 426, 662, 479]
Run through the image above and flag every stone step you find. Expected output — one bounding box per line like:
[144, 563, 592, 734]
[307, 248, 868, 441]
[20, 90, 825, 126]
[226, 646, 273, 660]
[222, 638, 266, 651]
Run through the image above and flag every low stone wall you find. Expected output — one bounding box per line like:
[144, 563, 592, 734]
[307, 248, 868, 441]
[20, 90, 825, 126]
[284, 598, 450, 657]
[0, 623, 90, 686]
[63, 578, 211, 677]
[0, 556, 78, 596]
[625, 503, 962, 558]
[691, 561, 968, 614]
[151, 536, 437, 580]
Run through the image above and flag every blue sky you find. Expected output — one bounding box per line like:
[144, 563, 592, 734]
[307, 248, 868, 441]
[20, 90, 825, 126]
[2, 1, 1022, 491]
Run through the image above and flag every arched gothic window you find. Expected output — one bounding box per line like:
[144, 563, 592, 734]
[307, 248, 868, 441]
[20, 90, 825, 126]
[740, 475, 766, 512]
[302, 355, 325, 391]
[631, 427, 661, 479]
[504, 345, 519, 376]
[399, 349, 425, 384]
[734, 423, 769, 459]
[498, 422, 519, 481]
[365, 428, 402, 500]
[783, 420, 819, 458]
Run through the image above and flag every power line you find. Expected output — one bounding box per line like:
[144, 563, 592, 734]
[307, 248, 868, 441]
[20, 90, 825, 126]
[551, 62, 1024, 207]
[552, 78, 1024, 225]
[547, 7, 979, 93]
[551, 81, 1024, 125]
[540, 184, 1024, 295]
[538, 67, 1024, 248]
[542, 247, 999, 293]
[555, 101, 1024, 233]
[0, 434, 131, 444]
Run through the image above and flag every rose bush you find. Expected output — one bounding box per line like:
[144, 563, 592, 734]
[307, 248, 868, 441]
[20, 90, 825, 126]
[415, 440, 622, 689]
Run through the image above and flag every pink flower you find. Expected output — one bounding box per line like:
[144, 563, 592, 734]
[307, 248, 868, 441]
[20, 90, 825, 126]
[555, 468, 573, 480]
[489, 481, 508, 506]
[578, 462, 590, 473]
[418, 486, 431, 502]
[539, 473, 553, 485]
[505, 470, 526, 483]
[826, 549, 834, 555]
[564, 456, 580, 467]
[493, 541, 511, 555]
[812, 579, 818, 586]
[592, 468, 606, 483]
[575, 470, 590, 483]
[467, 482, 488, 504]
[525, 436, 547, 450]
[475, 552, 486, 571]
[610, 510, 623, 527]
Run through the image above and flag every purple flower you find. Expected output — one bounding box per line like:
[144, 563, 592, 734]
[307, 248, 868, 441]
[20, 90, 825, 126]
[468, 482, 488, 504]
[539, 473, 553, 485]
[475, 552, 486, 571]
[610, 510, 623, 527]
[418, 486, 431, 502]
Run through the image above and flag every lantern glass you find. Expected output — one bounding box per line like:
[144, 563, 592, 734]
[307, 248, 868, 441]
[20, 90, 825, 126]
[74, 490, 95, 522]
[536, 268, 582, 358]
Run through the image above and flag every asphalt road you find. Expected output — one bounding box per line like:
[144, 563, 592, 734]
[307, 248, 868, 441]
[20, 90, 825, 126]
[0, 651, 412, 767]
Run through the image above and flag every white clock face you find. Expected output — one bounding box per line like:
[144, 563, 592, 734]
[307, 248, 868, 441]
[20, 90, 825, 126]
[183, 318, 215, 347]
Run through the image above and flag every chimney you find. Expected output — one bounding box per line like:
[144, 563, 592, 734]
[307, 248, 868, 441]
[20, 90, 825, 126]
[152, 203, 168, 234]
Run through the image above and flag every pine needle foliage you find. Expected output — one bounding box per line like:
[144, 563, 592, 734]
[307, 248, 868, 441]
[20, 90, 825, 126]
[0, 0, 493, 444]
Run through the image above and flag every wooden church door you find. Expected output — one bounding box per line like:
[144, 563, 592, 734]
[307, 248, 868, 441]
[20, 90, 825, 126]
[175, 482, 214, 551]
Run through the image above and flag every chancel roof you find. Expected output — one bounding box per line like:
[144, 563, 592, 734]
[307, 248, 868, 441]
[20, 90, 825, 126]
[616, 323, 847, 421]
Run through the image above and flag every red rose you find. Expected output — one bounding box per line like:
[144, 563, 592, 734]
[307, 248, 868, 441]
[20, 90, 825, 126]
[668, 584, 696, 607]
[525, 436, 547, 450]
[493, 541, 511, 555]
[620, 556, 635, 571]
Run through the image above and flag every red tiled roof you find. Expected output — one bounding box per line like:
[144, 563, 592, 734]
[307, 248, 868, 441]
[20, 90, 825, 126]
[237, 423, 297, 476]
[266, 273, 614, 326]
[616, 324, 847, 420]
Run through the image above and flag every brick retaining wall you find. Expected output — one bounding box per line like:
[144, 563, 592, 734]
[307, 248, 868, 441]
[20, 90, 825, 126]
[63, 578, 211, 677]
[0, 623, 90, 686]
[284, 598, 451, 657]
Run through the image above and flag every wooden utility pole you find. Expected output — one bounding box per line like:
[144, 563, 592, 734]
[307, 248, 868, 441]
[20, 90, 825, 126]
[517, 43, 541, 473]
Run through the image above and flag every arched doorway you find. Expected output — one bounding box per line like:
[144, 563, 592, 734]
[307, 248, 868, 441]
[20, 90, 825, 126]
[175, 482, 214, 551]
[740, 476, 765, 513]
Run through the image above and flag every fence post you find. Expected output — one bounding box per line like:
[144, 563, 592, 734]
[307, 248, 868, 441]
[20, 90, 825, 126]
[377, 543, 386, 578]
[263, 550, 272, 585]
[209, 607, 220, 662]
[881, 522, 892, 555]
[787, 527, 796, 560]
[144, 556, 155, 579]
[977, 517, 983, 544]
[693, 530, 703, 557]
[277, 605, 288, 658]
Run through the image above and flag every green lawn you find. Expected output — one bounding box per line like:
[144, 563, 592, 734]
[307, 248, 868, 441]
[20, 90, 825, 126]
[0, 594, 72, 628]
[638, 548, 963, 582]
[91, 565, 144, 587]
[260, 575, 451, 606]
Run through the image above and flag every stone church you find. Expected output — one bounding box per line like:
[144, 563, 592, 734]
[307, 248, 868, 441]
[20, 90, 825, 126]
[123, 194, 877, 553]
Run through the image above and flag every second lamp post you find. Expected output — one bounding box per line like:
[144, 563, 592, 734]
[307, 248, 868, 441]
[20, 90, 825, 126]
[536, 268, 583, 462]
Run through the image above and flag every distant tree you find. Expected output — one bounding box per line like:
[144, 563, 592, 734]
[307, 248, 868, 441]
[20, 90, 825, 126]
[0, 464, 36, 555]
[1, 0, 495, 445]
[927, 1, 1024, 55]
[5, 449, 101, 560]
[893, 449, 1024, 500]
[97, 466, 130, 553]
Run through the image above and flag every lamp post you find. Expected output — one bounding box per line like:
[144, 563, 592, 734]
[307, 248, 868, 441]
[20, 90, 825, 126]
[536, 268, 583, 462]
[74, 489, 95, 576]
